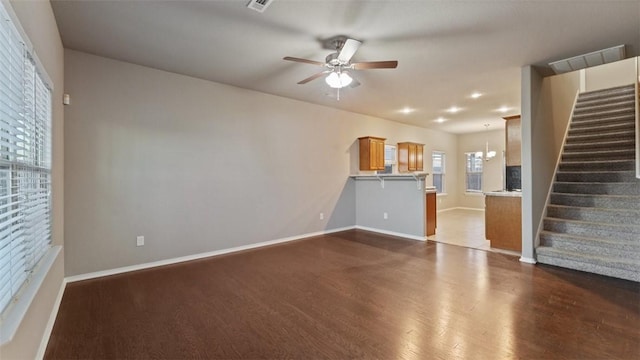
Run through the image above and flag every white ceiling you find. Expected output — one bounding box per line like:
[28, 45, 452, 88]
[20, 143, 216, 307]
[50, 0, 640, 134]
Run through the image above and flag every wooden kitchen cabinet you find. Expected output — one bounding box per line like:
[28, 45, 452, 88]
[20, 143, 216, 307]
[504, 115, 521, 166]
[358, 136, 386, 171]
[485, 194, 522, 251]
[426, 191, 437, 236]
[397, 142, 424, 172]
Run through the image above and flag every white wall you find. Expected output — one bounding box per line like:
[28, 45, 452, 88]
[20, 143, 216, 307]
[0, 0, 64, 359]
[63, 50, 459, 276]
[585, 57, 638, 91]
[457, 129, 505, 209]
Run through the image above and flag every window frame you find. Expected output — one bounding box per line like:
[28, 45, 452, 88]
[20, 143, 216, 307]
[431, 151, 445, 194]
[0, 0, 54, 344]
[465, 152, 483, 193]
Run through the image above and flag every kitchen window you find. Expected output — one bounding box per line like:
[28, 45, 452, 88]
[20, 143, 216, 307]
[379, 144, 396, 174]
[465, 152, 483, 192]
[431, 151, 445, 193]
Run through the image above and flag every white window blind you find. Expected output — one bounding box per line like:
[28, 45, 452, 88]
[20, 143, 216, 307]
[465, 152, 483, 192]
[431, 151, 445, 193]
[0, 2, 52, 315]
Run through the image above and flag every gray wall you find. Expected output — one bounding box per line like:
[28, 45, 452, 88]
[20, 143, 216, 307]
[0, 0, 65, 358]
[355, 178, 425, 237]
[64, 50, 458, 276]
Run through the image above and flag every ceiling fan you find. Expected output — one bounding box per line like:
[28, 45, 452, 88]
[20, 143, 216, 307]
[283, 35, 398, 90]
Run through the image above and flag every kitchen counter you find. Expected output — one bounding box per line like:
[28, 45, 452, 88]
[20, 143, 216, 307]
[484, 190, 522, 197]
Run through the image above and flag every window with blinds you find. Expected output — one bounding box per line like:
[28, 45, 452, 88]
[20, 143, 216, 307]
[465, 152, 483, 192]
[431, 151, 445, 193]
[0, 3, 52, 315]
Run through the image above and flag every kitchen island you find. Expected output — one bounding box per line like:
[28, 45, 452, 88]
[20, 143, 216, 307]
[484, 190, 522, 252]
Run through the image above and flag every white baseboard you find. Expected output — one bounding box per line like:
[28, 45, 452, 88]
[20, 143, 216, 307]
[65, 226, 356, 283]
[519, 256, 537, 264]
[36, 278, 67, 360]
[354, 225, 426, 242]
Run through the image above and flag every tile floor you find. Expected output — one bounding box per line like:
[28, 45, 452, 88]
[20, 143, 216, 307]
[427, 208, 491, 251]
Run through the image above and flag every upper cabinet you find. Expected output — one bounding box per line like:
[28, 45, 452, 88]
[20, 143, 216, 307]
[397, 142, 424, 172]
[359, 136, 386, 171]
[504, 115, 521, 166]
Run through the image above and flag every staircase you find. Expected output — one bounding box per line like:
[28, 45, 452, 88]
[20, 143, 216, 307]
[536, 84, 640, 282]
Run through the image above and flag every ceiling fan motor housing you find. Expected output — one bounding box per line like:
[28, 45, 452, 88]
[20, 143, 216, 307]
[325, 52, 342, 66]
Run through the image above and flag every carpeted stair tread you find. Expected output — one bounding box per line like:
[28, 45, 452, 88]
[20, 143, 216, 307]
[563, 138, 636, 151]
[569, 114, 636, 129]
[566, 130, 635, 143]
[536, 246, 640, 282]
[558, 159, 635, 171]
[573, 100, 636, 115]
[562, 148, 636, 161]
[568, 121, 636, 136]
[577, 84, 635, 99]
[555, 170, 637, 183]
[574, 93, 636, 108]
[540, 230, 639, 249]
[544, 217, 640, 241]
[537, 246, 640, 274]
[571, 107, 635, 121]
[546, 204, 640, 225]
[552, 181, 640, 195]
[550, 192, 640, 210]
[540, 232, 640, 261]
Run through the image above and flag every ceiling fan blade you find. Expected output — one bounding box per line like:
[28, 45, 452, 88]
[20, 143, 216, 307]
[352, 60, 398, 70]
[337, 39, 362, 63]
[283, 56, 325, 66]
[297, 71, 329, 84]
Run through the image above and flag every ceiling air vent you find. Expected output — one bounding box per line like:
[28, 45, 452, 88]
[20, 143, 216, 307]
[549, 45, 626, 74]
[247, 0, 273, 13]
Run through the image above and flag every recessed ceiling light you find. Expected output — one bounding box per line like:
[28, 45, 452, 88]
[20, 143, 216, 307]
[399, 107, 415, 114]
[434, 117, 447, 123]
[446, 106, 461, 114]
[471, 92, 482, 99]
[496, 106, 511, 113]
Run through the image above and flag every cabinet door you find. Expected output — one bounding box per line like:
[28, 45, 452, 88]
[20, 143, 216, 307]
[408, 143, 417, 170]
[416, 145, 424, 171]
[397, 143, 409, 172]
[426, 192, 436, 236]
[359, 137, 386, 171]
[370, 139, 380, 169]
[377, 139, 385, 169]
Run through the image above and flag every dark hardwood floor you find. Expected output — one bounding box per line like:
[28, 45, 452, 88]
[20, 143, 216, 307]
[45, 229, 640, 359]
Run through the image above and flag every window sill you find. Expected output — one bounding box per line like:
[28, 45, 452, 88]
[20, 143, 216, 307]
[0, 245, 61, 345]
[436, 193, 448, 197]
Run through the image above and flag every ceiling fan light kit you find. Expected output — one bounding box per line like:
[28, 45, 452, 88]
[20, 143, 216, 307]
[283, 35, 398, 92]
[325, 72, 353, 88]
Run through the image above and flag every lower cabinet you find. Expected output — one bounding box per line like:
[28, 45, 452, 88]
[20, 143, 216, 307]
[426, 191, 436, 236]
[485, 195, 522, 251]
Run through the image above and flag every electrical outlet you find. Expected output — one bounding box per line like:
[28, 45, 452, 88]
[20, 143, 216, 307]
[320, 212, 324, 220]
[136, 236, 144, 247]
[383, 212, 388, 220]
